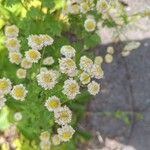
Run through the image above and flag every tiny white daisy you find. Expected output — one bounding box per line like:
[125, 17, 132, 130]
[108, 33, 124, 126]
[40, 34, 54, 46]
[11, 84, 28, 101]
[40, 131, 50, 142]
[43, 57, 54, 66]
[5, 38, 20, 52]
[45, 96, 61, 111]
[88, 81, 100, 95]
[96, 0, 109, 13]
[84, 17, 96, 32]
[59, 58, 77, 77]
[57, 125, 75, 142]
[5, 25, 19, 38]
[91, 64, 104, 79]
[63, 78, 80, 100]
[21, 58, 32, 69]
[60, 45, 76, 58]
[9, 52, 22, 65]
[16, 68, 26, 79]
[94, 56, 103, 65]
[104, 54, 113, 63]
[37, 70, 58, 90]
[54, 105, 72, 125]
[0, 78, 12, 95]
[79, 72, 91, 85]
[40, 141, 51, 150]
[25, 49, 41, 63]
[52, 134, 61, 146]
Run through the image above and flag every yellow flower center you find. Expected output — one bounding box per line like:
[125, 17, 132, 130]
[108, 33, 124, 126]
[28, 50, 38, 59]
[62, 131, 72, 139]
[86, 21, 95, 30]
[14, 87, 25, 97]
[11, 53, 20, 61]
[68, 84, 77, 93]
[43, 74, 52, 82]
[0, 80, 9, 90]
[7, 27, 16, 33]
[59, 111, 69, 120]
[48, 99, 59, 109]
[66, 59, 75, 67]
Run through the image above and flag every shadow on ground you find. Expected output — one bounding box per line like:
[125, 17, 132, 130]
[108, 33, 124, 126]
[80, 38, 150, 150]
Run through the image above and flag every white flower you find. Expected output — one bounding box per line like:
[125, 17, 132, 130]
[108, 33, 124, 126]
[57, 125, 75, 142]
[27, 35, 43, 50]
[67, 3, 80, 14]
[40, 141, 51, 150]
[0, 78, 12, 95]
[91, 64, 104, 79]
[37, 70, 58, 90]
[88, 81, 100, 95]
[59, 58, 77, 77]
[52, 134, 61, 146]
[79, 72, 91, 85]
[14, 112, 22, 121]
[11, 84, 28, 101]
[94, 56, 103, 65]
[40, 34, 54, 46]
[104, 54, 113, 63]
[0, 96, 7, 109]
[16, 68, 26, 79]
[25, 49, 41, 63]
[45, 96, 61, 111]
[21, 58, 33, 69]
[5, 25, 19, 38]
[96, 0, 109, 13]
[5, 38, 20, 52]
[84, 17, 96, 32]
[54, 106, 72, 125]
[63, 78, 80, 99]
[121, 50, 130, 57]
[80, 2, 90, 14]
[40, 131, 50, 142]
[60, 45, 76, 58]
[9, 52, 22, 65]
[43, 57, 54, 66]
[80, 56, 93, 73]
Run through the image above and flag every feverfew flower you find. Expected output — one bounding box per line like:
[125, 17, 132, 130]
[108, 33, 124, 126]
[16, 68, 26, 79]
[40, 131, 50, 142]
[80, 2, 90, 14]
[91, 64, 104, 79]
[27, 35, 43, 50]
[79, 72, 91, 85]
[37, 70, 58, 90]
[80, 56, 93, 73]
[107, 46, 114, 54]
[11, 84, 28, 101]
[96, 0, 109, 13]
[14, 112, 22, 121]
[52, 134, 61, 146]
[0, 96, 7, 109]
[57, 125, 75, 142]
[88, 81, 100, 95]
[5, 25, 19, 38]
[25, 49, 41, 63]
[40, 34, 54, 46]
[43, 57, 54, 66]
[67, 3, 80, 14]
[9, 52, 22, 65]
[59, 58, 77, 77]
[40, 141, 51, 150]
[60, 45, 76, 58]
[54, 106, 72, 125]
[63, 78, 80, 99]
[5, 38, 20, 52]
[21, 58, 32, 69]
[0, 78, 12, 95]
[84, 17, 96, 32]
[45, 96, 61, 111]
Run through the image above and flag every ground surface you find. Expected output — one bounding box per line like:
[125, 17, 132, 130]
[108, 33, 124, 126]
[80, 1, 150, 150]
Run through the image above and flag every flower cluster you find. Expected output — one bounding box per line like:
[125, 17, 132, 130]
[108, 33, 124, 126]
[3, 24, 103, 148]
